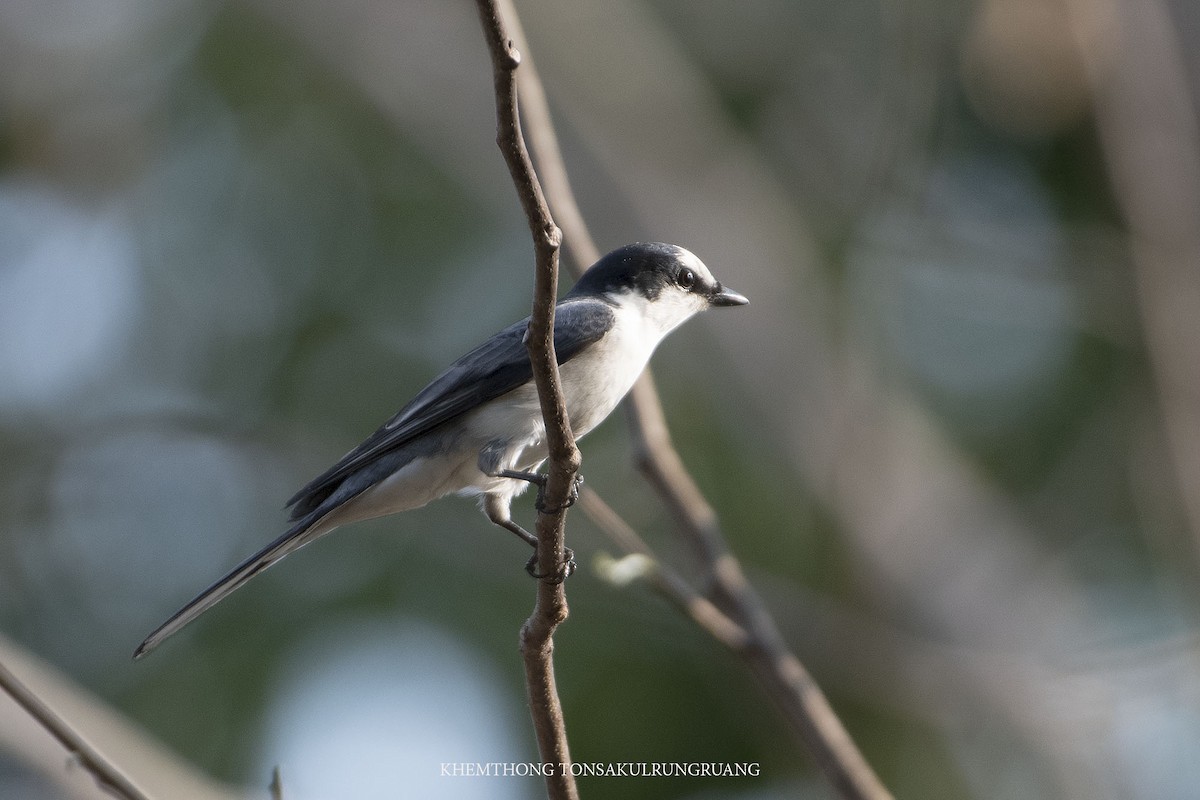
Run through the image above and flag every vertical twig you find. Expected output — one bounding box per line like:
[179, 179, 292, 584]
[0, 659, 152, 800]
[497, 4, 893, 798]
[474, 2, 579, 799]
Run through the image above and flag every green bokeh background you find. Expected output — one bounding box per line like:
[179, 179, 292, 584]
[3, 1, 1199, 798]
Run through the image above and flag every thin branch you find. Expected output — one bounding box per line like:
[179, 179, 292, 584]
[496, 6, 892, 798]
[582, 488, 750, 650]
[269, 766, 284, 800]
[581, 481, 892, 800]
[630, 335, 893, 800]
[0, 658, 151, 800]
[473, 2, 579, 799]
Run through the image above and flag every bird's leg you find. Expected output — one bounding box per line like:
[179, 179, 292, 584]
[479, 445, 577, 581]
[478, 441, 583, 512]
[483, 494, 576, 582]
[482, 493, 537, 547]
[495, 467, 545, 489]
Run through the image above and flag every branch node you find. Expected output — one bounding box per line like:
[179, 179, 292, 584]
[504, 40, 521, 68]
[562, 446, 582, 475]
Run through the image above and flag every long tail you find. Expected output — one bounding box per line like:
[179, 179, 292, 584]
[133, 512, 332, 660]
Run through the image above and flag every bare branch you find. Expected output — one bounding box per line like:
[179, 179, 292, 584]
[630, 351, 892, 800]
[473, 2, 578, 799]
[583, 488, 750, 651]
[580, 480, 892, 800]
[0, 658, 151, 800]
[495, 6, 893, 799]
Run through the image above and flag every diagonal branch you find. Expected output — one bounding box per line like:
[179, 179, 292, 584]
[582, 488, 751, 651]
[473, 2, 579, 799]
[498, 3, 892, 798]
[0, 658, 152, 800]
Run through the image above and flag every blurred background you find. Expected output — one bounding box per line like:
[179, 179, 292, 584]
[2, 0, 1200, 798]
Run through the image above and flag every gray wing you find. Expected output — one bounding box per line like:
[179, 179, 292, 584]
[285, 298, 614, 518]
[133, 298, 615, 659]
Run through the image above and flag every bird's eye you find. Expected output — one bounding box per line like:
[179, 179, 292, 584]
[677, 268, 697, 290]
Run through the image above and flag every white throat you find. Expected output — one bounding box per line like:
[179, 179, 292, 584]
[611, 284, 708, 342]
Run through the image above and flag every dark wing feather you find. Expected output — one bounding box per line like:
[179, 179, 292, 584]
[285, 298, 614, 517]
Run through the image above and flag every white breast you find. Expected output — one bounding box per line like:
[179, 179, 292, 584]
[461, 287, 708, 482]
[559, 289, 701, 437]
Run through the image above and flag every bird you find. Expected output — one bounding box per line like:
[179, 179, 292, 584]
[134, 242, 747, 659]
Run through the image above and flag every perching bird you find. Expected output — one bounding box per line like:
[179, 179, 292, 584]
[135, 242, 747, 658]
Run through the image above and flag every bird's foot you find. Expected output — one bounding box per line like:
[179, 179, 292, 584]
[525, 547, 577, 584]
[534, 473, 584, 514]
[495, 468, 583, 514]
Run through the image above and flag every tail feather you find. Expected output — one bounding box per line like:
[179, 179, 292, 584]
[136, 445, 423, 660]
[133, 513, 329, 660]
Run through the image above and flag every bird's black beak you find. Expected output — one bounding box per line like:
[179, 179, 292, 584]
[709, 283, 749, 307]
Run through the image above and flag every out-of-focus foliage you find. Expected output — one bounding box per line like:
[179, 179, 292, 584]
[2, 1, 1200, 798]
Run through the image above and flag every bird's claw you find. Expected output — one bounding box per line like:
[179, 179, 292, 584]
[525, 547, 577, 584]
[534, 473, 584, 514]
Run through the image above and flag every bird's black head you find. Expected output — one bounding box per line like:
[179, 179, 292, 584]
[567, 242, 747, 308]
